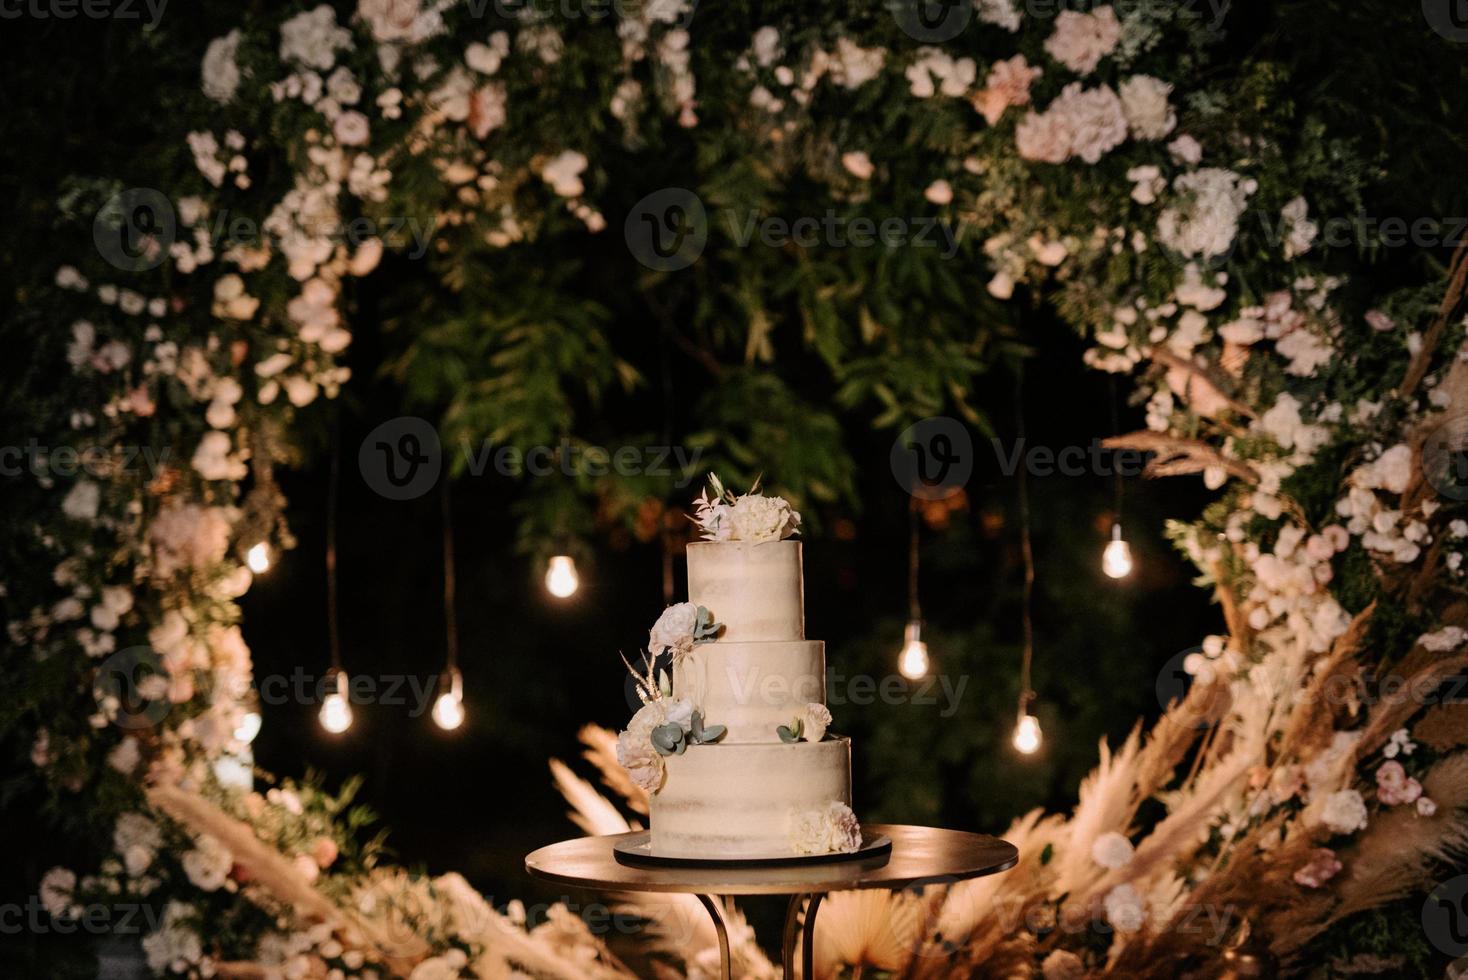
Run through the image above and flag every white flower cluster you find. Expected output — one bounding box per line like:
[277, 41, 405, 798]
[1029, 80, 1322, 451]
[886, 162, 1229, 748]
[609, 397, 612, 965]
[1156, 168, 1257, 260]
[694, 476, 802, 543]
[1016, 83, 1127, 165]
[1043, 7, 1121, 75]
[1338, 444, 1432, 565]
[787, 800, 861, 854]
[616, 698, 695, 793]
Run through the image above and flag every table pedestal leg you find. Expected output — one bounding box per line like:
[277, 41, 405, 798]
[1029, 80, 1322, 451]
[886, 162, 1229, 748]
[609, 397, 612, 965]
[802, 893, 823, 979]
[780, 893, 825, 978]
[695, 894, 731, 980]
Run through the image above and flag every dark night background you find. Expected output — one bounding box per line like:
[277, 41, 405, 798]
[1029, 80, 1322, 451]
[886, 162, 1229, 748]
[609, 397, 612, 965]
[5, 0, 1466, 970]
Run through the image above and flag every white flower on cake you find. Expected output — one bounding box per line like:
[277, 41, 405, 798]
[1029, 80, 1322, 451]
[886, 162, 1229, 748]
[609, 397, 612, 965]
[616, 697, 718, 794]
[693, 473, 801, 542]
[802, 703, 832, 742]
[647, 602, 723, 659]
[788, 800, 861, 855]
[617, 701, 675, 793]
[649, 602, 699, 658]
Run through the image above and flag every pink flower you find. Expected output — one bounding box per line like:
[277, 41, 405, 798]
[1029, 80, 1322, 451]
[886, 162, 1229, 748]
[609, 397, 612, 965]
[973, 54, 1041, 125]
[1417, 797, 1438, 817]
[1292, 848, 1342, 888]
[1375, 760, 1407, 803]
[1375, 761, 1422, 805]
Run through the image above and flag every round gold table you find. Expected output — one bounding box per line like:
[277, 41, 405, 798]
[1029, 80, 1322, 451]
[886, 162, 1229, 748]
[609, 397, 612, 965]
[525, 823, 1017, 979]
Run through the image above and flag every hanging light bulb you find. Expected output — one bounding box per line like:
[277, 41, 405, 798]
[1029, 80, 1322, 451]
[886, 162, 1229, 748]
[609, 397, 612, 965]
[1013, 712, 1042, 754]
[1102, 524, 1134, 579]
[319, 671, 353, 734]
[432, 667, 465, 731]
[545, 554, 579, 598]
[898, 620, 930, 680]
[246, 542, 272, 574]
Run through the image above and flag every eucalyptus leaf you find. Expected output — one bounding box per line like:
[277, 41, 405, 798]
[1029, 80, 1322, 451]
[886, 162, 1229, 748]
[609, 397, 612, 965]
[696, 724, 727, 743]
[651, 723, 684, 755]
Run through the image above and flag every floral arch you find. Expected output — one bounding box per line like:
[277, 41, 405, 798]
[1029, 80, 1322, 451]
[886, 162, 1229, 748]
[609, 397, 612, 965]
[13, 0, 1468, 977]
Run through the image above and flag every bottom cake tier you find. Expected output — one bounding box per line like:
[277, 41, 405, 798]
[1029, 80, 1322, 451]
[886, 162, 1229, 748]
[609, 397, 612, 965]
[650, 737, 855, 859]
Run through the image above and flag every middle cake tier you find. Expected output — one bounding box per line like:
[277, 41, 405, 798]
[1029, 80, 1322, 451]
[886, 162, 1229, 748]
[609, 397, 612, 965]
[673, 640, 825, 742]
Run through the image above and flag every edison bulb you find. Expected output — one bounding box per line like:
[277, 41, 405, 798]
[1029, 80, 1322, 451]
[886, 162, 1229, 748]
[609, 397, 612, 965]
[1013, 713, 1042, 754]
[1102, 526, 1133, 579]
[432, 692, 465, 730]
[545, 555, 579, 598]
[319, 673, 353, 734]
[898, 621, 930, 680]
[246, 542, 271, 574]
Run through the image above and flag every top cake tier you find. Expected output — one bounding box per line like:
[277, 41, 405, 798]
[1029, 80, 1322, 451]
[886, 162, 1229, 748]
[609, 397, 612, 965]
[687, 540, 804, 641]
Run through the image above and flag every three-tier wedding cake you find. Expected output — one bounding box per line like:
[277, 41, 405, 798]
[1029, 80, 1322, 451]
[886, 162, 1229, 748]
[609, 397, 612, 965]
[616, 476, 861, 860]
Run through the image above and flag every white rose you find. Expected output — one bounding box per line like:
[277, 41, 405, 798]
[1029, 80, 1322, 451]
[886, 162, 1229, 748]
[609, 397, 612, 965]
[649, 602, 700, 657]
[802, 703, 832, 742]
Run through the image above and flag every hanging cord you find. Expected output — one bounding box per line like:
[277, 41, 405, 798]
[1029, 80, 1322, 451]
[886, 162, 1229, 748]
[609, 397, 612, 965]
[1109, 374, 1124, 523]
[660, 326, 676, 606]
[907, 498, 922, 622]
[441, 476, 459, 672]
[1015, 368, 1035, 715]
[326, 415, 343, 674]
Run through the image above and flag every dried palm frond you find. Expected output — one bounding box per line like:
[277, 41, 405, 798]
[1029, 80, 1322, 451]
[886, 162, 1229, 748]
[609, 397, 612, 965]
[1277, 604, 1373, 763]
[1274, 753, 1468, 960]
[1414, 701, 1468, 753]
[549, 759, 635, 836]
[808, 888, 927, 978]
[580, 724, 650, 815]
[1353, 652, 1468, 761]
[147, 783, 429, 974]
[1053, 728, 1144, 897]
[908, 809, 1063, 978]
